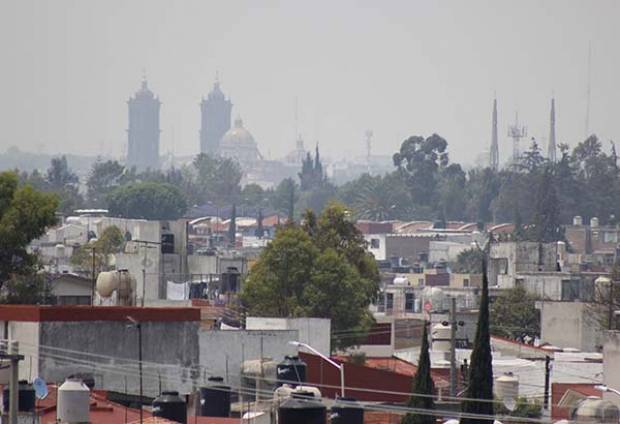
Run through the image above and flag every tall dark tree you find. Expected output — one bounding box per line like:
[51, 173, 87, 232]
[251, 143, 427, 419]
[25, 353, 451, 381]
[255, 208, 264, 238]
[45, 156, 83, 214]
[299, 145, 325, 191]
[461, 259, 494, 424]
[529, 166, 563, 242]
[402, 323, 435, 424]
[228, 204, 237, 245]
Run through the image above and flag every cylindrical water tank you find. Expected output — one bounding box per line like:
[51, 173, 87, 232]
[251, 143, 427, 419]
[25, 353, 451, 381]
[278, 393, 326, 424]
[2, 380, 35, 413]
[199, 377, 230, 417]
[591, 217, 599, 228]
[573, 216, 583, 226]
[595, 276, 612, 303]
[55, 244, 66, 258]
[495, 373, 519, 410]
[277, 356, 307, 386]
[431, 323, 451, 352]
[331, 397, 364, 424]
[572, 397, 619, 423]
[57, 378, 90, 424]
[152, 391, 187, 424]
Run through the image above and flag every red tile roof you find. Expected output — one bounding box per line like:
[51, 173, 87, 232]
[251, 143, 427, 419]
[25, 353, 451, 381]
[552, 383, 602, 420]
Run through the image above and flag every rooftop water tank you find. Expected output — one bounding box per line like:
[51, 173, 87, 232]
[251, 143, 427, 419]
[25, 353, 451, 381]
[96, 270, 136, 305]
[495, 372, 519, 411]
[2, 380, 35, 413]
[573, 216, 583, 226]
[152, 391, 187, 424]
[431, 323, 451, 352]
[199, 377, 230, 417]
[277, 356, 307, 386]
[57, 378, 90, 424]
[278, 392, 326, 424]
[572, 397, 619, 423]
[331, 397, 364, 424]
[591, 217, 599, 228]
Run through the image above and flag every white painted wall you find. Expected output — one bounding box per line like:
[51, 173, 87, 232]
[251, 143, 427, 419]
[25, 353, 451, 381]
[245, 317, 331, 355]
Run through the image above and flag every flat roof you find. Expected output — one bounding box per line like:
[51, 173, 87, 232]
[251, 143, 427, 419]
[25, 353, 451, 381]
[0, 305, 200, 322]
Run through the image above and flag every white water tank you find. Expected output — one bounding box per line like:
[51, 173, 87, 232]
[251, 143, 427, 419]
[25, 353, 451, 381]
[573, 216, 583, 226]
[431, 323, 451, 352]
[57, 378, 90, 423]
[591, 217, 599, 228]
[96, 271, 136, 305]
[594, 276, 612, 303]
[495, 372, 519, 411]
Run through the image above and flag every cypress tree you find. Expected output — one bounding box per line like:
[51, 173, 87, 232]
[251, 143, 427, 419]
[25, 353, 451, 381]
[461, 259, 494, 423]
[255, 208, 264, 238]
[228, 204, 237, 246]
[402, 322, 435, 424]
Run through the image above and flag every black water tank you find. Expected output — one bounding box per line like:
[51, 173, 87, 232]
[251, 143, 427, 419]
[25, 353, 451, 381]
[152, 391, 187, 424]
[2, 380, 35, 413]
[278, 393, 326, 424]
[199, 376, 231, 417]
[331, 398, 364, 424]
[277, 356, 307, 386]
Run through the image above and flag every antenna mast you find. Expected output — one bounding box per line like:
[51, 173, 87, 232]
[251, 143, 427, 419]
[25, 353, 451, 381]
[508, 112, 527, 162]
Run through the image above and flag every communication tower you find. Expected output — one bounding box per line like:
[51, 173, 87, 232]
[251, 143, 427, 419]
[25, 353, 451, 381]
[508, 112, 527, 161]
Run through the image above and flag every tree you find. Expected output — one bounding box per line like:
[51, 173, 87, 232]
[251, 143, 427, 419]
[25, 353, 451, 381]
[106, 181, 187, 220]
[299, 145, 325, 191]
[528, 166, 563, 243]
[0, 171, 58, 291]
[71, 225, 126, 273]
[192, 154, 242, 204]
[272, 178, 298, 221]
[343, 173, 411, 221]
[402, 323, 435, 424]
[228, 204, 237, 246]
[86, 160, 130, 208]
[45, 156, 83, 214]
[393, 133, 449, 211]
[241, 204, 380, 350]
[461, 259, 494, 424]
[490, 286, 540, 339]
[0, 273, 53, 305]
[255, 208, 264, 238]
[453, 248, 485, 273]
[438, 163, 467, 221]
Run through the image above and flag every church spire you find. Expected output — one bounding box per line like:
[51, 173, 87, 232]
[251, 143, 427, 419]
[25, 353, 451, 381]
[490, 97, 499, 170]
[548, 97, 557, 162]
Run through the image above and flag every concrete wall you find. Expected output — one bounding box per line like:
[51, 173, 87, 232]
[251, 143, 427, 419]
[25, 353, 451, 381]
[604, 331, 620, 407]
[385, 235, 432, 265]
[2, 321, 40, 380]
[429, 241, 471, 263]
[365, 234, 386, 260]
[34, 320, 200, 396]
[539, 301, 603, 351]
[199, 329, 297, 388]
[245, 317, 331, 355]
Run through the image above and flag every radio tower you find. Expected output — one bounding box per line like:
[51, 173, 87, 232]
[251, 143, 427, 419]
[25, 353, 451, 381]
[365, 130, 373, 174]
[548, 98, 557, 162]
[490, 98, 499, 170]
[508, 112, 527, 162]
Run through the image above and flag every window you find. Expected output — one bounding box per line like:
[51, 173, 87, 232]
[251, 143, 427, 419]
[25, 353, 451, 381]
[377, 293, 385, 312]
[386, 293, 394, 311]
[463, 278, 470, 288]
[561, 279, 580, 301]
[405, 293, 415, 312]
[604, 232, 618, 243]
[370, 238, 380, 249]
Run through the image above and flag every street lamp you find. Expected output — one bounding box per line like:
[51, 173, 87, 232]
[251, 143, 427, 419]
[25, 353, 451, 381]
[127, 316, 143, 424]
[289, 341, 345, 398]
[595, 385, 620, 397]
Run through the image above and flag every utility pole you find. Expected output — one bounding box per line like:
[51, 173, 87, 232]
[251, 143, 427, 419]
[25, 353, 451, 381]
[91, 247, 96, 304]
[544, 355, 551, 410]
[449, 297, 457, 397]
[127, 317, 143, 424]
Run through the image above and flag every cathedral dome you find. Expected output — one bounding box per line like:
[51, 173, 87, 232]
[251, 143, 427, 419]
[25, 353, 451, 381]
[219, 118, 262, 163]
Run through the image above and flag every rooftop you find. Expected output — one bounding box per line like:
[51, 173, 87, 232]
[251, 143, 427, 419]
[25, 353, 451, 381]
[0, 305, 201, 322]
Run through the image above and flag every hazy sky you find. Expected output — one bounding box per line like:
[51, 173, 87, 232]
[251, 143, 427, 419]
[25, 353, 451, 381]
[1, 0, 618, 165]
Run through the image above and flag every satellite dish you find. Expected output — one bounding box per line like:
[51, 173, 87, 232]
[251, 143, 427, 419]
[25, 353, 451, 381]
[33, 377, 48, 400]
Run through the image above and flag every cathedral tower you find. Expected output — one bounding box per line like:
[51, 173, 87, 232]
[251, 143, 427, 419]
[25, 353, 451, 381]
[200, 79, 232, 155]
[127, 78, 160, 170]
